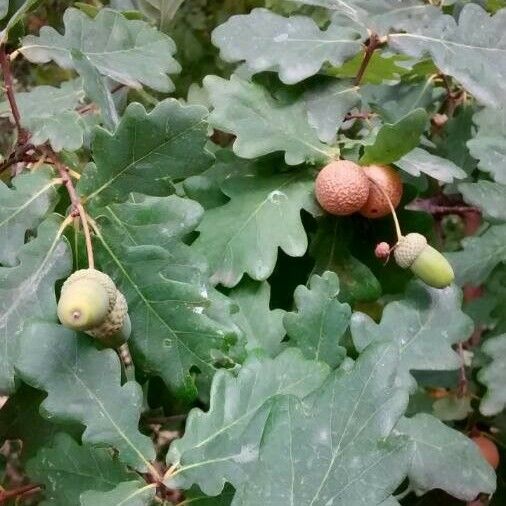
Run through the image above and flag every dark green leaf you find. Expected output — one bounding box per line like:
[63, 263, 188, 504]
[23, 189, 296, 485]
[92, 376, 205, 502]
[21, 8, 180, 91]
[284, 271, 350, 367]
[166, 348, 329, 495]
[78, 99, 213, 207]
[360, 109, 427, 165]
[0, 216, 71, 394]
[205, 75, 338, 165]
[16, 322, 156, 472]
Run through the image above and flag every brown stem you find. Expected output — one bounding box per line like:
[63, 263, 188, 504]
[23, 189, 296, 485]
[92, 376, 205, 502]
[0, 47, 27, 142]
[457, 341, 468, 398]
[0, 483, 41, 502]
[354, 34, 380, 86]
[0, 142, 36, 173]
[47, 149, 95, 269]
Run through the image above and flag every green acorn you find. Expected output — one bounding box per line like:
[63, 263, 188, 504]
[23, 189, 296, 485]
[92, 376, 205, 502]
[393, 233, 454, 289]
[57, 269, 131, 346]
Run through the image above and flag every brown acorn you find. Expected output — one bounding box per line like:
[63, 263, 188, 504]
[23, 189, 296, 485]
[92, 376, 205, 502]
[315, 160, 370, 216]
[359, 164, 403, 218]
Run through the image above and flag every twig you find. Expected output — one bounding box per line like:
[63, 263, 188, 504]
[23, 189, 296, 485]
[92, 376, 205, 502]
[457, 341, 468, 398]
[47, 150, 95, 269]
[354, 33, 380, 86]
[0, 142, 36, 173]
[0, 46, 27, 142]
[0, 483, 41, 503]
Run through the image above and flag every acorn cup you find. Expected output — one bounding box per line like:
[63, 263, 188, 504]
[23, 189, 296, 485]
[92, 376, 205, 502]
[393, 233, 455, 289]
[57, 269, 131, 347]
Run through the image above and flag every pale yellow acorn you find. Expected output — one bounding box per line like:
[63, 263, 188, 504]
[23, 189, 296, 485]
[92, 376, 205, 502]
[57, 269, 130, 346]
[393, 233, 454, 289]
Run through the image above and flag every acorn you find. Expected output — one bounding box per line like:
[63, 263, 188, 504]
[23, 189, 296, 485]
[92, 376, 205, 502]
[57, 269, 130, 346]
[393, 233, 454, 289]
[359, 164, 403, 218]
[315, 160, 370, 215]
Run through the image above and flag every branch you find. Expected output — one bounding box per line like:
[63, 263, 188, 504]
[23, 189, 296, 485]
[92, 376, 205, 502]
[45, 148, 95, 269]
[0, 47, 27, 143]
[0, 483, 41, 502]
[354, 33, 381, 86]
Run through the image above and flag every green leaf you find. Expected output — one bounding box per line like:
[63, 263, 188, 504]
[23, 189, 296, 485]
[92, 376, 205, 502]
[395, 414, 496, 499]
[467, 107, 506, 183]
[212, 8, 365, 84]
[80, 481, 156, 506]
[184, 485, 235, 505]
[351, 282, 473, 389]
[328, 51, 413, 84]
[71, 50, 119, 131]
[0, 167, 60, 266]
[360, 109, 427, 165]
[192, 169, 317, 287]
[78, 99, 213, 207]
[233, 343, 410, 506]
[459, 181, 506, 221]
[304, 80, 360, 143]
[478, 334, 506, 416]
[446, 225, 506, 285]
[0, 383, 82, 461]
[0, 0, 39, 42]
[229, 278, 286, 357]
[310, 217, 381, 303]
[293, 0, 443, 36]
[93, 195, 238, 400]
[396, 148, 466, 183]
[166, 348, 329, 495]
[205, 75, 338, 165]
[26, 433, 135, 505]
[284, 271, 350, 367]
[389, 4, 506, 107]
[0, 216, 71, 394]
[0, 0, 8, 20]
[432, 395, 472, 422]
[0, 80, 85, 151]
[20, 7, 181, 92]
[16, 322, 156, 472]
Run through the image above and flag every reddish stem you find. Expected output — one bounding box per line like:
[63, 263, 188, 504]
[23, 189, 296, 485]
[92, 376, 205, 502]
[0, 142, 36, 173]
[0, 483, 41, 503]
[354, 34, 380, 86]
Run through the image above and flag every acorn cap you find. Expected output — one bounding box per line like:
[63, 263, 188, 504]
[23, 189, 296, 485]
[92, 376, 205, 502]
[62, 269, 117, 313]
[87, 289, 128, 340]
[394, 233, 427, 269]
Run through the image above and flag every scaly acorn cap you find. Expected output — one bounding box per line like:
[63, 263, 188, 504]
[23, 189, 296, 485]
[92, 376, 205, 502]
[61, 269, 117, 313]
[87, 290, 130, 347]
[394, 233, 455, 289]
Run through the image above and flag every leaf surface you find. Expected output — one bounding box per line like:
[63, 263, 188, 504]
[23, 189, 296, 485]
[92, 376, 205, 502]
[16, 322, 156, 471]
[205, 75, 337, 165]
[459, 181, 506, 221]
[478, 334, 506, 416]
[166, 348, 329, 495]
[351, 282, 473, 389]
[0, 216, 70, 394]
[192, 169, 317, 287]
[21, 8, 180, 91]
[80, 481, 156, 506]
[284, 271, 350, 367]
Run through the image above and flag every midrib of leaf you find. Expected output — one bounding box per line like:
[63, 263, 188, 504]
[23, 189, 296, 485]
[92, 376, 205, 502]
[171, 371, 314, 474]
[315, 299, 333, 361]
[94, 229, 217, 375]
[309, 344, 392, 505]
[0, 180, 57, 228]
[85, 117, 206, 202]
[399, 310, 436, 356]
[389, 33, 506, 54]
[116, 483, 157, 505]
[56, 351, 155, 474]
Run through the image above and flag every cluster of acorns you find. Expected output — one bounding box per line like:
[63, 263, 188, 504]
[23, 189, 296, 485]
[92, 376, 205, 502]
[314, 160, 455, 289]
[57, 269, 131, 347]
